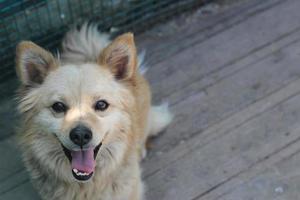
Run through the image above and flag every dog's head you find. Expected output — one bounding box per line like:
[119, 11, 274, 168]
[16, 34, 137, 182]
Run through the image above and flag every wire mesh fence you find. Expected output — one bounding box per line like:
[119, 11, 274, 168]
[0, 0, 211, 82]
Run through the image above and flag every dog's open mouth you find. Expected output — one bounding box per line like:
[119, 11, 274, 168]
[62, 143, 102, 181]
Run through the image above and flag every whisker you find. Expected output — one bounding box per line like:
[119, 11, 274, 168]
[105, 147, 115, 161]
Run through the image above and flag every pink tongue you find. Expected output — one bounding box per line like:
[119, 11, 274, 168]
[71, 149, 95, 173]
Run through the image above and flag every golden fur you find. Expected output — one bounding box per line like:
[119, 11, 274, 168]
[15, 24, 172, 200]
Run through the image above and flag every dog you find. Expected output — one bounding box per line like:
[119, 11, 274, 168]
[15, 23, 172, 200]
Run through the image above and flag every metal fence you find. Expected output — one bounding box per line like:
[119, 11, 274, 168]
[0, 0, 210, 82]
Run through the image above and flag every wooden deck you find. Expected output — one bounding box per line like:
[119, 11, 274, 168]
[1, 0, 300, 199]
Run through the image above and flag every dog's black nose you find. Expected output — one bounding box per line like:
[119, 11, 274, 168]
[70, 125, 92, 146]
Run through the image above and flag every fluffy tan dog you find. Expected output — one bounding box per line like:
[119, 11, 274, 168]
[15, 24, 172, 200]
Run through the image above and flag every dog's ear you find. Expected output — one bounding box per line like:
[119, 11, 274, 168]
[99, 33, 137, 80]
[16, 41, 57, 86]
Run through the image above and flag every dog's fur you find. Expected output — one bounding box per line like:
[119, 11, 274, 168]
[15, 24, 172, 200]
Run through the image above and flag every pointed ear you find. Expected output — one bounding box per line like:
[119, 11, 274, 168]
[16, 41, 57, 86]
[99, 33, 137, 80]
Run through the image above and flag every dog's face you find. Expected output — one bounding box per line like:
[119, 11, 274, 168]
[16, 34, 137, 182]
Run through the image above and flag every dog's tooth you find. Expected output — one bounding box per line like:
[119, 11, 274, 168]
[73, 170, 90, 176]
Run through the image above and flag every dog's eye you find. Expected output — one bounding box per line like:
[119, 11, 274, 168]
[95, 100, 109, 111]
[51, 102, 67, 113]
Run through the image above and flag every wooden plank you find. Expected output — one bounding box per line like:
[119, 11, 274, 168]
[0, 137, 30, 198]
[0, 181, 40, 200]
[212, 142, 300, 200]
[0, 170, 29, 195]
[0, 137, 24, 182]
[142, 0, 299, 173]
[0, 99, 19, 140]
[142, 76, 300, 179]
[145, 89, 300, 200]
[137, 0, 282, 67]
[146, 0, 300, 103]
[144, 36, 300, 170]
[166, 27, 300, 106]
